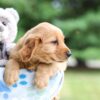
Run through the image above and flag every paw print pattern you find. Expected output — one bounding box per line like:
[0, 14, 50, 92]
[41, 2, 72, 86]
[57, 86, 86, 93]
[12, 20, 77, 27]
[12, 74, 28, 88]
[19, 74, 28, 85]
[0, 69, 63, 100]
[0, 72, 29, 99]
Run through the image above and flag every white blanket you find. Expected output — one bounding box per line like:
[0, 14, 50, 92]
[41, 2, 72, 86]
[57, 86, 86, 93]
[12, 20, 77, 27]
[0, 68, 64, 100]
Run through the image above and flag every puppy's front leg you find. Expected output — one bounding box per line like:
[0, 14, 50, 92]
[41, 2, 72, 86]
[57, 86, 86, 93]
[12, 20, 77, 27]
[4, 59, 20, 86]
[34, 61, 67, 89]
[34, 63, 58, 89]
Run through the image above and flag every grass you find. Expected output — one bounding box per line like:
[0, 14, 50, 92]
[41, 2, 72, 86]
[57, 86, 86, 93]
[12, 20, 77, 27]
[60, 69, 100, 100]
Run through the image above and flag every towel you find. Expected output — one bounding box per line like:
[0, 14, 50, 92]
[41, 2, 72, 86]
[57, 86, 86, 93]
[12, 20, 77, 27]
[0, 68, 64, 100]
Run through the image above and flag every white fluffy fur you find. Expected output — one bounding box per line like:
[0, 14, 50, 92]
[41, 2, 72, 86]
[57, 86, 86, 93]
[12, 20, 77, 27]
[0, 8, 19, 65]
[0, 8, 19, 43]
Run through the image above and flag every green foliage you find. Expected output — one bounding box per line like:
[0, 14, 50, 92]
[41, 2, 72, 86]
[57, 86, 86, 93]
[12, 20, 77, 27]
[73, 47, 100, 60]
[0, 0, 100, 60]
[0, 0, 62, 31]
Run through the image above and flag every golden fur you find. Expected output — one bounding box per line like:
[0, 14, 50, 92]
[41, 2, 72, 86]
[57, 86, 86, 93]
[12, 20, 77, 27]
[4, 22, 70, 90]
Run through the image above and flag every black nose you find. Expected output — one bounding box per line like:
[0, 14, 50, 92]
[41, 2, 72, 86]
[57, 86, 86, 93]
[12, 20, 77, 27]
[67, 51, 72, 57]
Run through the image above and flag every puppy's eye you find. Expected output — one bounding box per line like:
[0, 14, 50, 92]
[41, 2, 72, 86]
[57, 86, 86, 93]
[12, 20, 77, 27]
[51, 40, 58, 45]
[2, 21, 7, 26]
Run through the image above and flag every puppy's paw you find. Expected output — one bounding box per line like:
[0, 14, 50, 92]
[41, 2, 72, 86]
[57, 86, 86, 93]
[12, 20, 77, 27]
[4, 70, 19, 86]
[34, 78, 48, 89]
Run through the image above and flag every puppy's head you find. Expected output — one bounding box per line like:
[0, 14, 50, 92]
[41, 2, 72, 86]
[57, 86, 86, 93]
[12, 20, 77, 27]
[19, 22, 71, 63]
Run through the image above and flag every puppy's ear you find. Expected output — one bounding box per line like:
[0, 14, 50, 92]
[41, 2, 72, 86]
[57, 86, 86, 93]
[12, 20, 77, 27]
[19, 37, 42, 62]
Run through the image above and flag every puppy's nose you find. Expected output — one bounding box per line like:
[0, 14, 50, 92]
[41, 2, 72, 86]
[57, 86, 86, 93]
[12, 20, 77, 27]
[0, 27, 4, 32]
[66, 51, 72, 57]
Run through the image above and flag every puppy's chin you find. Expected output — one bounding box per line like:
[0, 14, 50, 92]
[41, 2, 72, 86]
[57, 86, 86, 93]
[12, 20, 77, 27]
[38, 58, 66, 64]
[50, 55, 68, 63]
[38, 58, 54, 64]
[33, 53, 68, 64]
[41, 55, 68, 64]
[54, 59, 68, 63]
[39, 55, 67, 64]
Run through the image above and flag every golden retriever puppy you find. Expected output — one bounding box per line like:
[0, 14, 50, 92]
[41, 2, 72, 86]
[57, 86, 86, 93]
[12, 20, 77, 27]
[4, 22, 71, 89]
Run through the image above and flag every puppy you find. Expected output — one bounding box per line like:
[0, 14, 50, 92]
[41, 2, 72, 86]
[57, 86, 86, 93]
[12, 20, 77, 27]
[4, 22, 71, 89]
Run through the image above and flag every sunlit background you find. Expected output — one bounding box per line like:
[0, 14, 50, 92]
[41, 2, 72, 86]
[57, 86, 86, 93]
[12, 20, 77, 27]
[0, 0, 100, 100]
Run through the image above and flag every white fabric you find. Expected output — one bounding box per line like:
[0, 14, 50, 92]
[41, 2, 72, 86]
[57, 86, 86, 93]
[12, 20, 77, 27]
[0, 68, 64, 100]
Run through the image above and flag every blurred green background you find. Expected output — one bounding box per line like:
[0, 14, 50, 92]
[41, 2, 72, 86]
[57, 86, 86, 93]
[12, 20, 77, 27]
[0, 0, 100, 100]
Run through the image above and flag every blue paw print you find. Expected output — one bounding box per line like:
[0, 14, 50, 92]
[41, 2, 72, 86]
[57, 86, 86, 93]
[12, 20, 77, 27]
[19, 74, 28, 85]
